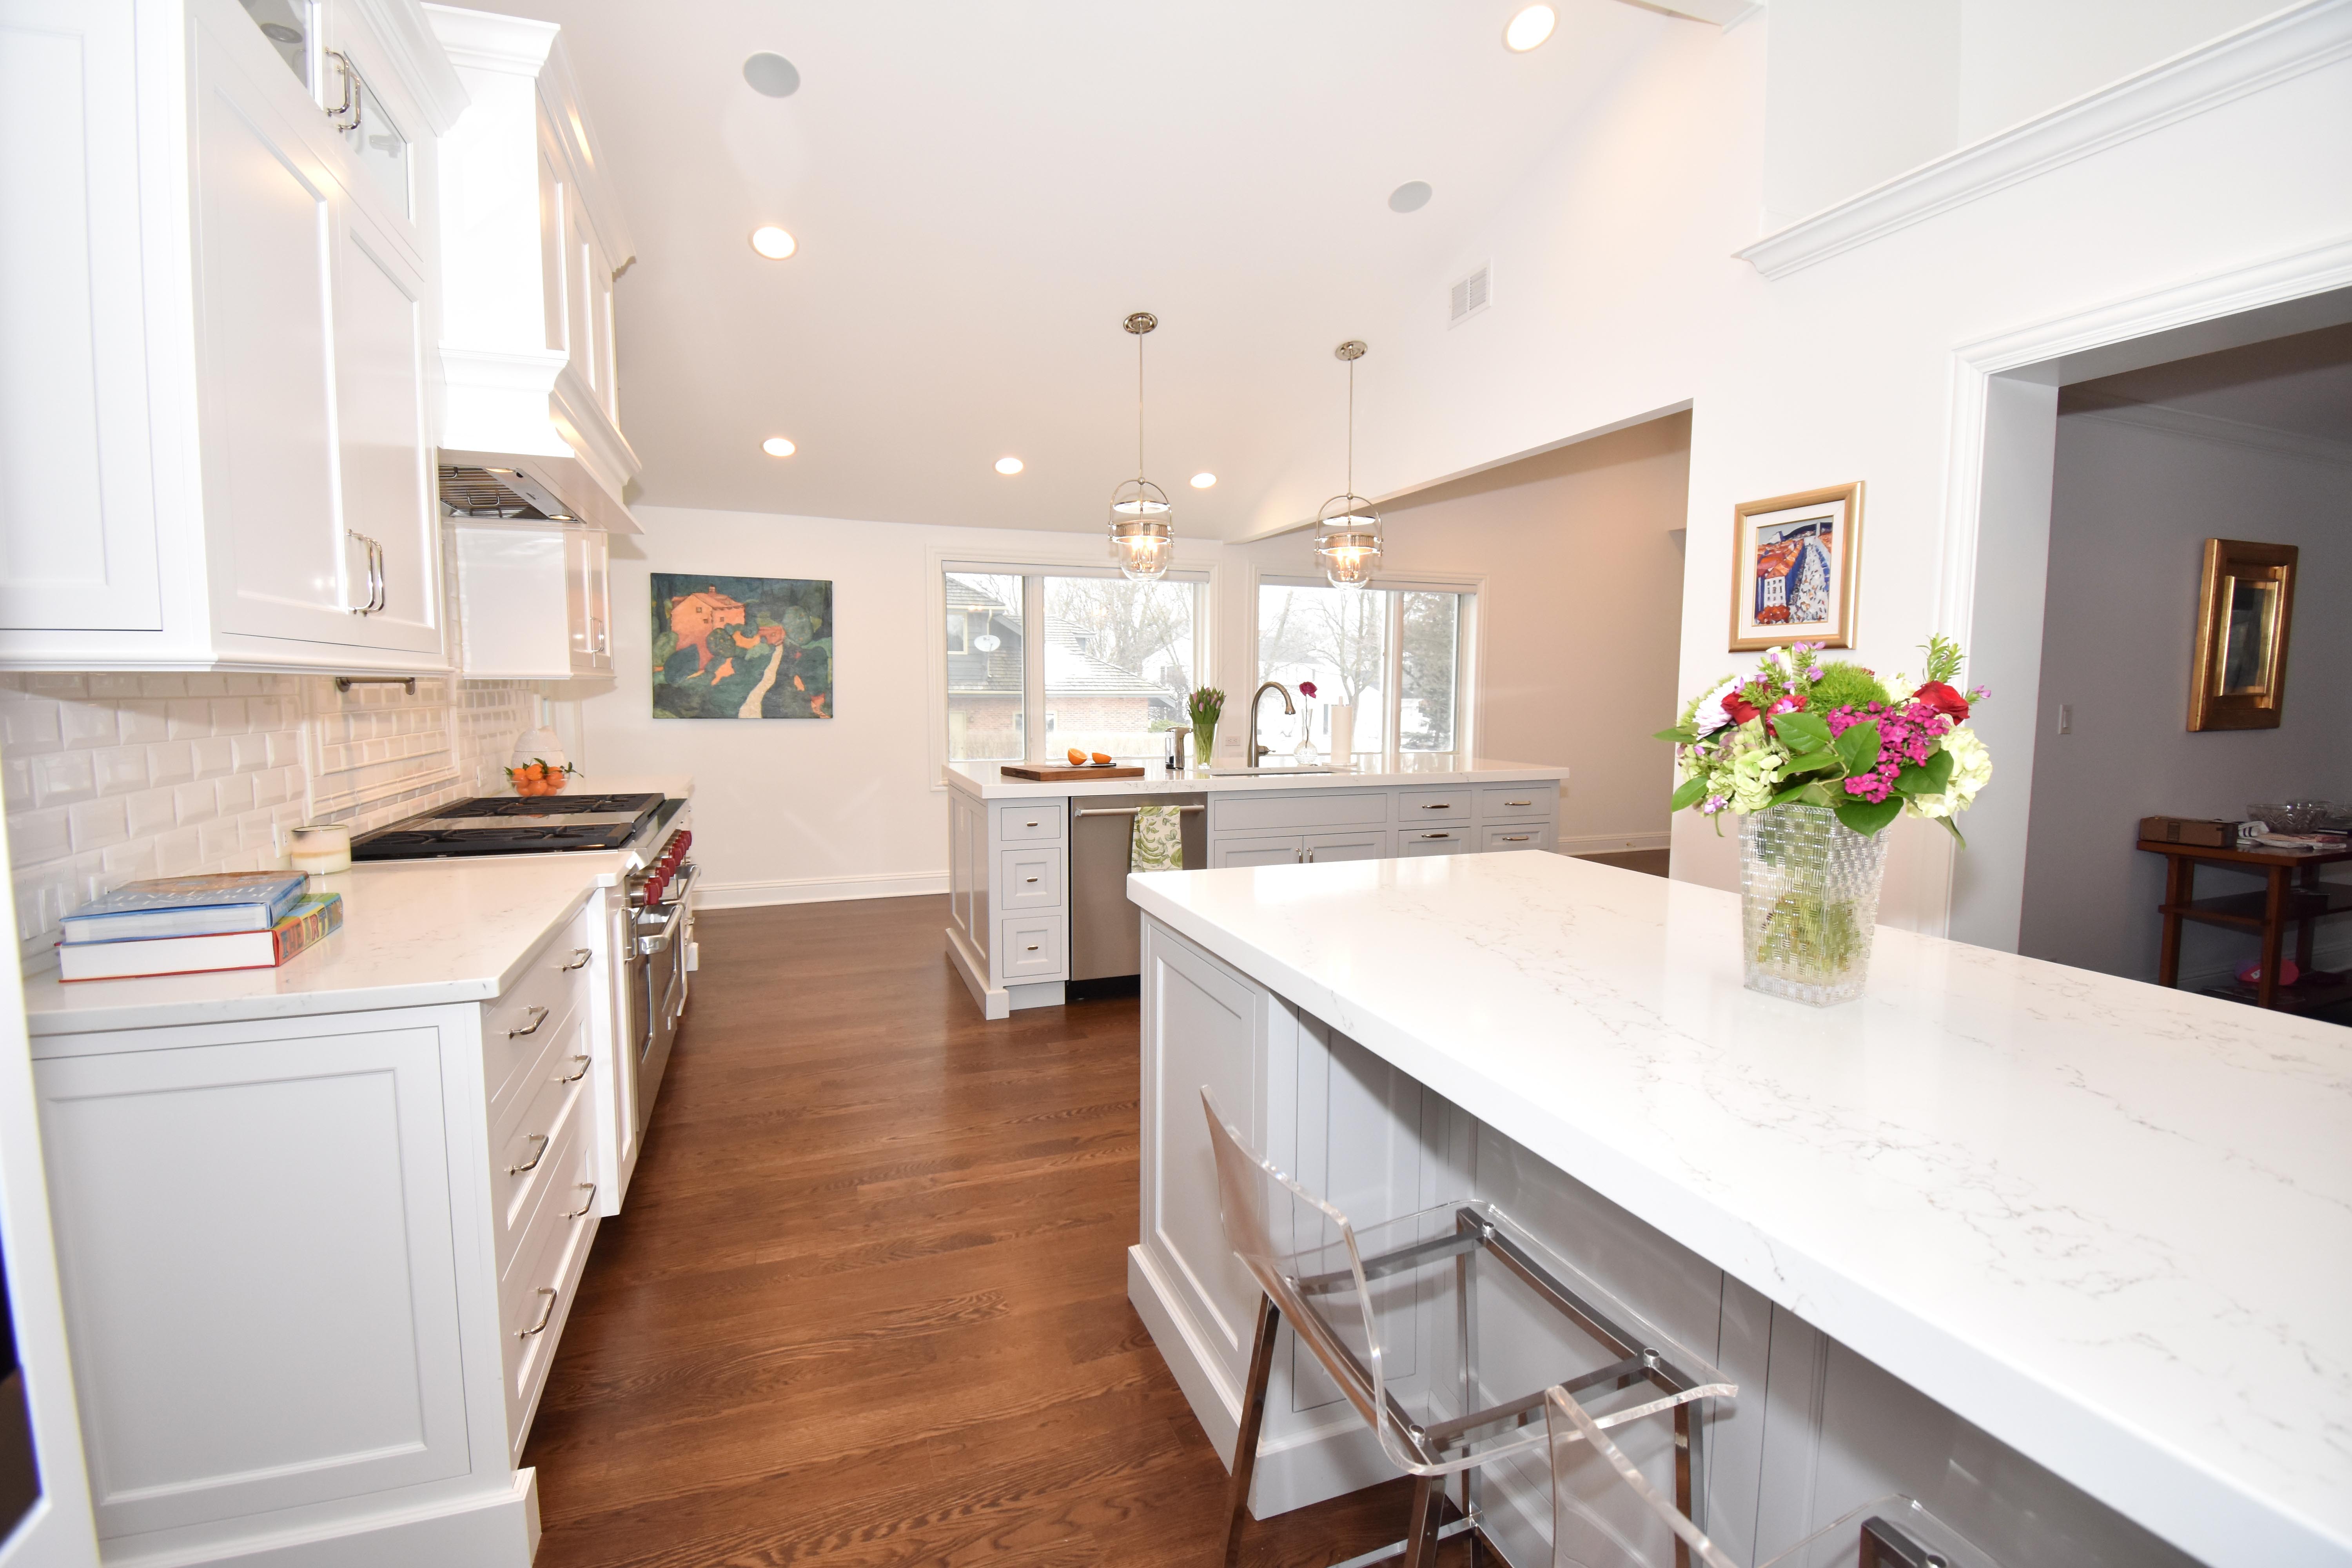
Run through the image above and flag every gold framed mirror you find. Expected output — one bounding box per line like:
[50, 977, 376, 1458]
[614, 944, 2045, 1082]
[2189, 538, 2297, 731]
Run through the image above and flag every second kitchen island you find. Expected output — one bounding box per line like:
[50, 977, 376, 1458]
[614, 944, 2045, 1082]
[942, 757, 1572, 1018]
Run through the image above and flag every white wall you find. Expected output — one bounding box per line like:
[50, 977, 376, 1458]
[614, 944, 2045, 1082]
[1956, 0, 2287, 143]
[1237, 413, 1691, 853]
[560, 508, 1247, 907]
[1259, 5, 2352, 931]
[2016, 411, 2352, 983]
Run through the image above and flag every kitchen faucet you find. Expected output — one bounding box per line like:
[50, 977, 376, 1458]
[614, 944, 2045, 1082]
[1248, 681, 1295, 762]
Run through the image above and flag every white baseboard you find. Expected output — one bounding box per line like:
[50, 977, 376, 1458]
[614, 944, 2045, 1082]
[695, 870, 949, 908]
[1560, 832, 1671, 856]
[109, 1471, 537, 1568]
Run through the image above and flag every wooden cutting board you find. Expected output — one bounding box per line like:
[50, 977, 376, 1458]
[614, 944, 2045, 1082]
[998, 763, 1147, 782]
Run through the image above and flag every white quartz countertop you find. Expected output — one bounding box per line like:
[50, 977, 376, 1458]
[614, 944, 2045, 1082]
[943, 755, 1567, 800]
[1126, 851, 2351, 1568]
[25, 855, 627, 1037]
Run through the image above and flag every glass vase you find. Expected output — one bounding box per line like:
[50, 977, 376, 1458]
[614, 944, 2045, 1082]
[1737, 804, 1889, 1006]
[1192, 716, 1218, 769]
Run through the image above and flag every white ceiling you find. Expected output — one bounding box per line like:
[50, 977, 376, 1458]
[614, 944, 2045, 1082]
[476, 1, 1678, 537]
[2064, 320, 2352, 450]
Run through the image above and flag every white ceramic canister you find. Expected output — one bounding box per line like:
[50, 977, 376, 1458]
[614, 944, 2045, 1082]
[289, 823, 352, 875]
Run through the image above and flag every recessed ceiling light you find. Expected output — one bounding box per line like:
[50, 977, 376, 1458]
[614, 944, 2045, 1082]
[1388, 181, 1432, 214]
[1504, 5, 1556, 51]
[742, 52, 800, 98]
[1190, 472, 1217, 489]
[750, 226, 797, 260]
[995, 457, 1024, 475]
[762, 437, 796, 457]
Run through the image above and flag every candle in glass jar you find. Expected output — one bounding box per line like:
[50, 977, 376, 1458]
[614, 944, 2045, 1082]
[289, 824, 352, 875]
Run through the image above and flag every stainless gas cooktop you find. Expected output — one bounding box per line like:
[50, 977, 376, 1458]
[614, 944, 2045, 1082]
[350, 792, 670, 859]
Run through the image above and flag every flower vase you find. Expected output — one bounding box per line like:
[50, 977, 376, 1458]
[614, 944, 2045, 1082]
[1737, 804, 1889, 1006]
[1193, 717, 1218, 770]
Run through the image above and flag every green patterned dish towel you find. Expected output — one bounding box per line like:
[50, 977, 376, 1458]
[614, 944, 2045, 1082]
[1130, 805, 1185, 873]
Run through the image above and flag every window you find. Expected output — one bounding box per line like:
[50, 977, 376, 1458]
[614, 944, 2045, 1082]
[1258, 581, 1473, 759]
[944, 568, 1203, 764]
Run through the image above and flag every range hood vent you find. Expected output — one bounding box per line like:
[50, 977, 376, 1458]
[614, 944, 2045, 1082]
[435, 450, 637, 534]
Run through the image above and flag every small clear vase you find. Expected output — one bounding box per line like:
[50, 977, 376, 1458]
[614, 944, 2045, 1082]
[1193, 717, 1218, 769]
[1737, 804, 1889, 1006]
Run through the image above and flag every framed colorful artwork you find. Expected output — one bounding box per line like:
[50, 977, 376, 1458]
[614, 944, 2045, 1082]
[651, 573, 833, 719]
[1729, 482, 1862, 652]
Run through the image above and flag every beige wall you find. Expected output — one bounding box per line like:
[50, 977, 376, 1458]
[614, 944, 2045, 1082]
[1239, 412, 1691, 854]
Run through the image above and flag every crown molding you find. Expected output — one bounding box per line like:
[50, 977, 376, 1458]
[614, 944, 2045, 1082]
[419, 3, 557, 77]
[2065, 390, 2352, 470]
[1737, 0, 2352, 280]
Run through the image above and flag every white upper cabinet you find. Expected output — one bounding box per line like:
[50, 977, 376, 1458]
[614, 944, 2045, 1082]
[427, 4, 640, 532]
[451, 522, 609, 679]
[0, 0, 468, 671]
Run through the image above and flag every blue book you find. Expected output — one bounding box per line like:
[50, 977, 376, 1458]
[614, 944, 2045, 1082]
[60, 872, 311, 944]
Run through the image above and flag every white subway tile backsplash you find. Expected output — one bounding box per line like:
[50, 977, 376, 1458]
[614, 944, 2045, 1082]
[67, 797, 128, 852]
[5, 670, 541, 967]
[30, 751, 96, 807]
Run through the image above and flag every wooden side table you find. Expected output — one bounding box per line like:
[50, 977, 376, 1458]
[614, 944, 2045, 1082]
[2138, 838, 2352, 1009]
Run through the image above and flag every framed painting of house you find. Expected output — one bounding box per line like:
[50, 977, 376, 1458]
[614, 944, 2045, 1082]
[1729, 482, 1863, 652]
[652, 574, 833, 719]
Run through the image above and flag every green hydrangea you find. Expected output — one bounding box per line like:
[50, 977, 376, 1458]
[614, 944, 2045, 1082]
[1803, 660, 1891, 713]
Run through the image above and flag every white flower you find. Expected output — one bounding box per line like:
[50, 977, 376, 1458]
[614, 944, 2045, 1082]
[1904, 728, 1992, 819]
[1690, 676, 1742, 738]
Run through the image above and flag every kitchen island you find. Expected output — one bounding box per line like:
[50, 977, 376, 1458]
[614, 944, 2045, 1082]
[1125, 851, 2350, 1568]
[942, 756, 1571, 1017]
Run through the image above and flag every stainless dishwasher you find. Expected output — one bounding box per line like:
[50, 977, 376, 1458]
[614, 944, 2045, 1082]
[1068, 792, 1207, 982]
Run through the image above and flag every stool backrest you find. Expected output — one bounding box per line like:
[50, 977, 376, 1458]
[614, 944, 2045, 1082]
[1201, 1087, 1421, 1473]
[1543, 1385, 1998, 1568]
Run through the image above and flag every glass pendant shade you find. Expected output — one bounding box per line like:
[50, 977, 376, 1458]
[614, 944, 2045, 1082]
[1110, 479, 1173, 581]
[1316, 495, 1382, 590]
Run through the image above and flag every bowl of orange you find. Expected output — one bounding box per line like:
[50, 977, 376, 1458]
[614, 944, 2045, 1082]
[507, 760, 569, 797]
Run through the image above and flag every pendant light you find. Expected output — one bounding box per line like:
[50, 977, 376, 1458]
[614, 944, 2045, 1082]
[1108, 310, 1173, 581]
[1315, 339, 1381, 590]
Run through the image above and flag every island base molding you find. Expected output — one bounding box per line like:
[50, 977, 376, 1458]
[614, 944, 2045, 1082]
[1131, 913, 2207, 1568]
[101, 1470, 537, 1568]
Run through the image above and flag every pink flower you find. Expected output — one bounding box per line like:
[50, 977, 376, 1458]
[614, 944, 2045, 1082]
[1298, 681, 1318, 699]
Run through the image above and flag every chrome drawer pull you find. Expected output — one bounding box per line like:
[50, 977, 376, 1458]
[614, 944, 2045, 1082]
[508, 1133, 550, 1175]
[560, 947, 592, 971]
[1420, 802, 1452, 810]
[556, 1054, 590, 1084]
[1504, 799, 1532, 807]
[565, 1182, 597, 1219]
[1503, 834, 1530, 842]
[506, 1005, 550, 1039]
[517, 1286, 558, 1338]
[1420, 832, 1452, 840]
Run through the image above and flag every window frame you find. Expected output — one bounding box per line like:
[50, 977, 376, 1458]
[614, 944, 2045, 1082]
[1254, 572, 1483, 761]
[931, 552, 1215, 784]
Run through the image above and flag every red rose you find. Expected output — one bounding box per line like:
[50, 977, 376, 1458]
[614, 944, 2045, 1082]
[1722, 693, 1761, 725]
[1913, 681, 1970, 721]
[1767, 693, 1808, 716]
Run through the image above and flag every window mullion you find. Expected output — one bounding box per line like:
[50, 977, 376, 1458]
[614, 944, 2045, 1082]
[1022, 574, 1046, 759]
[1385, 590, 1405, 753]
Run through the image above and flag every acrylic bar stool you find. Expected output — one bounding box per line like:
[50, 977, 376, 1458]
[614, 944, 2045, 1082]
[1204, 1089, 1735, 1568]
[1544, 1385, 2000, 1568]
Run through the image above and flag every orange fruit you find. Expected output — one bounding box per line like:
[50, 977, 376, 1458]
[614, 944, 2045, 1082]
[1066, 748, 1086, 766]
[1091, 753, 1111, 764]
[524, 763, 545, 780]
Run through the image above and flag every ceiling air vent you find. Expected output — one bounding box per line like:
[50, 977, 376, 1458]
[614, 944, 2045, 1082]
[1449, 263, 1492, 327]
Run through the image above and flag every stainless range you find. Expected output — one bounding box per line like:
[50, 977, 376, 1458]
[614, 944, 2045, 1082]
[624, 830, 696, 1135]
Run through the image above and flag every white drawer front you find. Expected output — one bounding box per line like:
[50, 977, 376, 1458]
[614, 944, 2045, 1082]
[1477, 782, 1558, 821]
[500, 1123, 596, 1459]
[1483, 823, 1555, 852]
[999, 846, 1064, 911]
[1397, 788, 1473, 821]
[997, 801, 1066, 842]
[1212, 836, 1303, 869]
[1000, 915, 1065, 978]
[493, 1043, 587, 1270]
[1210, 789, 1389, 834]
[1398, 827, 1470, 856]
[485, 906, 595, 1118]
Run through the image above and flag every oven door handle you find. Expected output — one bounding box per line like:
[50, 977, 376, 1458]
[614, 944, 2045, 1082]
[636, 897, 689, 956]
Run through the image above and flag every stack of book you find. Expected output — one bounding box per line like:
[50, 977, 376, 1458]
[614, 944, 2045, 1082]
[57, 873, 344, 982]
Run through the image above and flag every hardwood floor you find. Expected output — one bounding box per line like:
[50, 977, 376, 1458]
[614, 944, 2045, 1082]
[1572, 849, 1669, 878]
[525, 896, 1470, 1567]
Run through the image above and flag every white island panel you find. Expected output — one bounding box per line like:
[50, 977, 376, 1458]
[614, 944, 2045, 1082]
[1127, 851, 2351, 1568]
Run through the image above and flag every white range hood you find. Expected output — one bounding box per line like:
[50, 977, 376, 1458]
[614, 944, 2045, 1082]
[426, 4, 642, 535]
